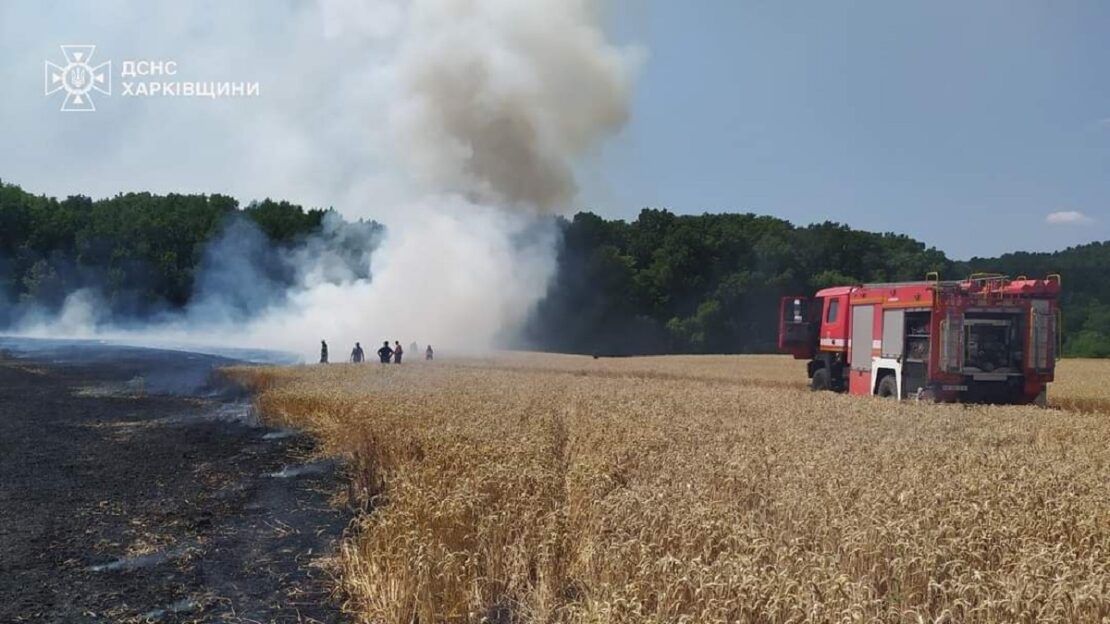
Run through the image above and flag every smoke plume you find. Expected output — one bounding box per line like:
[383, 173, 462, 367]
[7, 0, 640, 360]
[391, 0, 634, 210]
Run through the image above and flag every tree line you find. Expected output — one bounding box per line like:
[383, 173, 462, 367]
[1, 180, 1107, 356]
[524, 210, 1110, 357]
[0, 181, 327, 323]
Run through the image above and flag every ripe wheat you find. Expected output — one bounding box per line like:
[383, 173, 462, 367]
[228, 355, 1110, 623]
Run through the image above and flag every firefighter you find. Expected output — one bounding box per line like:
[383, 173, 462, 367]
[425, 344, 434, 361]
[377, 341, 393, 364]
[320, 340, 329, 364]
[393, 341, 404, 364]
[350, 342, 365, 363]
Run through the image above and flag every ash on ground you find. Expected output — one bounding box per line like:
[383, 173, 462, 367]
[0, 338, 349, 623]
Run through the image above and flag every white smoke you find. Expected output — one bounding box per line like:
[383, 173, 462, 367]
[228, 199, 559, 355]
[8, 0, 640, 360]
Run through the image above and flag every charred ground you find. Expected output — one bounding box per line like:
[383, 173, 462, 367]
[0, 339, 348, 623]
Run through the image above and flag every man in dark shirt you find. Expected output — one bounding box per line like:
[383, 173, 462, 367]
[377, 341, 393, 364]
[320, 340, 328, 364]
[351, 342, 365, 363]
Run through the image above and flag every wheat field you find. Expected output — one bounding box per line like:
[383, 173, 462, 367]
[228, 355, 1110, 623]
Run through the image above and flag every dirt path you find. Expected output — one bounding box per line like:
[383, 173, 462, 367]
[0, 340, 348, 623]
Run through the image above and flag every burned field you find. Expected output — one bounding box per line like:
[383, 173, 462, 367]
[0, 340, 348, 623]
[231, 354, 1110, 624]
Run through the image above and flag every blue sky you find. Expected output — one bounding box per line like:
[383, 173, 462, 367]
[592, 1, 1110, 258]
[1, 1, 1107, 260]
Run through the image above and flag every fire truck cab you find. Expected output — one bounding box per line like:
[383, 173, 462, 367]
[779, 274, 1060, 405]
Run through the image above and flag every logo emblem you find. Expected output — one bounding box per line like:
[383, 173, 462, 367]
[44, 45, 111, 111]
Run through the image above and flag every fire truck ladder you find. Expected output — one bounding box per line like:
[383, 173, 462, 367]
[966, 272, 1013, 303]
[928, 274, 964, 373]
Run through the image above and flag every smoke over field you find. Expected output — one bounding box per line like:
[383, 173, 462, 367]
[4, 0, 640, 359]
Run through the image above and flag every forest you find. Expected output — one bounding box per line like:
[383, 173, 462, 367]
[2, 180, 1107, 356]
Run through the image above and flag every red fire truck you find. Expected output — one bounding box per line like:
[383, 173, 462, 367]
[778, 274, 1060, 404]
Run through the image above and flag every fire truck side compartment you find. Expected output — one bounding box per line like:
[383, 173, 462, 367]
[901, 310, 931, 396]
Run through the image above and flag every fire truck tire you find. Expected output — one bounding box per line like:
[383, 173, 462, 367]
[810, 367, 831, 392]
[877, 375, 898, 399]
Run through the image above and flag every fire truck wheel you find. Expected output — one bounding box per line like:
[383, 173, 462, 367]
[810, 367, 831, 392]
[877, 375, 898, 399]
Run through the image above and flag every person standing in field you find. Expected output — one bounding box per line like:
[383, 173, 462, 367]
[350, 342, 364, 363]
[393, 341, 404, 364]
[425, 345, 434, 361]
[410, 341, 418, 356]
[377, 341, 393, 364]
[320, 340, 328, 364]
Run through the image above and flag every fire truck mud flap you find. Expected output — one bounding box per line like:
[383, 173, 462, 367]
[1034, 388, 1048, 407]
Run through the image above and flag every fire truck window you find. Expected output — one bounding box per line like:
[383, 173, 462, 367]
[826, 299, 839, 323]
